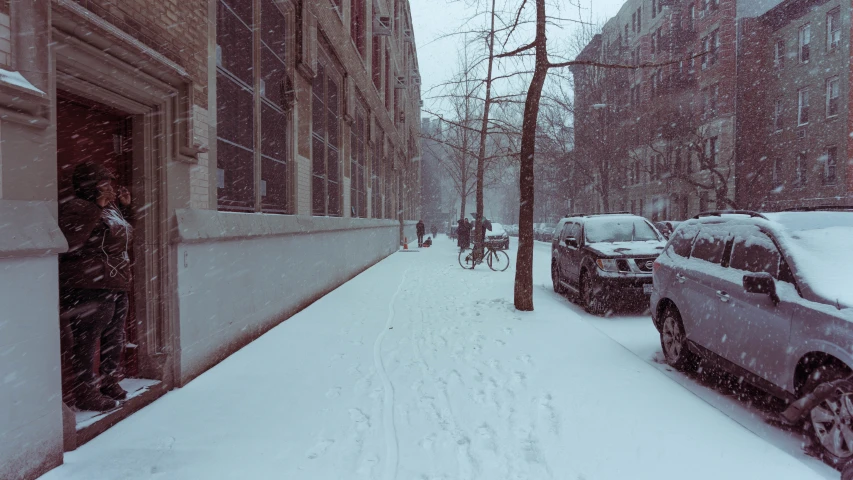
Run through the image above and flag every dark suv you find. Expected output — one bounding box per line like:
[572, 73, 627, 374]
[651, 209, 853, 465]
[551, 214, 666, 314]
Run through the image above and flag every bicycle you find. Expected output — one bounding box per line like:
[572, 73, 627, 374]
[458, 244, 510, 271]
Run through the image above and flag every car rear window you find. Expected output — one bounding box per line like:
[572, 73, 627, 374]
[690, 230, 727, 264]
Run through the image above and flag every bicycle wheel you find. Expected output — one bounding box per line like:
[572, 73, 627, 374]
[458, 249, 476, 269]
[487, 249, 510, 271]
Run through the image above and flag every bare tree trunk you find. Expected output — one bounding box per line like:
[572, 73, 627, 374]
[514, 0, 549, 311]
[474, 0, 497, 259]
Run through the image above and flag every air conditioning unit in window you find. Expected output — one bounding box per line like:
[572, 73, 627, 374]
[399, 110, 406, 123]
[797, 128, 807, 139]
[395, 76, 406, 89]
[374, 15, 392, 36]
[419, 99, 423, 107]
[404, 28, 413, 42]
[411, 75, 421, 86]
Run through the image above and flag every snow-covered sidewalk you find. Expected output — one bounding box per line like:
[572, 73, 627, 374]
[42, 237, 828, 480]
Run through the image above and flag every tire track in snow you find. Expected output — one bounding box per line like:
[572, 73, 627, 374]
[374, 267, 409, 480]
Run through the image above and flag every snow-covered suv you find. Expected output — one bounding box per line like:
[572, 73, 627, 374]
[651, 209, 853, 465]
[551, 214, 666, 314]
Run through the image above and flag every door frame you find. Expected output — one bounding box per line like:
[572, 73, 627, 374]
[51, 2, 201, 388]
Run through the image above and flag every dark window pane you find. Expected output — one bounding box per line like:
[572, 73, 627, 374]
[221, 0, 252, 25]
[328, 148, 339, 182]
[217, 139, 255, 211]
[261, 102, 287, 160]
[261, 157, 288, 213]
[261, 0, 287, 60]
[730, 235, 781, 278]
[312, 136, 325, 177]
[217, 2, 253, 85]
[328, 180, 340, 216]
[312, 175, 326, 215]
[261, 47, 287, 108]
[216, 72, 254, 149]
[691, 231, 727, 264]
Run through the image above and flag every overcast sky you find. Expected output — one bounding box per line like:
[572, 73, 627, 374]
[410, 0, 628, 111]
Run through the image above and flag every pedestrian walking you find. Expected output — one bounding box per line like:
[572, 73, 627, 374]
[459, 218, 471, 251]
[416, 219, 426, 247]
[58, 161, 134, 412]
[430, 224, 438, 239]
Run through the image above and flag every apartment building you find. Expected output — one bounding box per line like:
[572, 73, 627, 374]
[737, 0, 852, 209]
[572, 0, 740, 220]
[0, 1, 422, 479]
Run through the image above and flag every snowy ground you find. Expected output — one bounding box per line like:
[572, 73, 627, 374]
[42, 237, 837, 480]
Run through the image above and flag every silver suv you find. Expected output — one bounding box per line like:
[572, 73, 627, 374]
[650, 209, 853, 464]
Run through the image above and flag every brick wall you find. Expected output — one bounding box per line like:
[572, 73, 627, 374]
[71, 0, 208, 105]
[190, 106, 210, 209]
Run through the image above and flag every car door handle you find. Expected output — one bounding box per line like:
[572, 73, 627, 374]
[716, 291, 730, 302]
[676, 273, 686, 284]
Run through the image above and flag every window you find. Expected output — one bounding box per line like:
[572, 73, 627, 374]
[632, 12, 637, 32]
[702, 30, 719, 69]
[827, 8, 841, 51]
[312, 58, 342, 216]
[691, 230, 727, 264]
[637, 7, 642, 31]
[826, 77, 840, 118]
[774, 39, 785, 69]
[774, 98, 784, 131]
[799, 24, 811, 62]
[688, 5, 695, 29]
[825, 146, 838, 185]
[351, 100, 368, 218]
[385, 154, 395, 219]
[371, 131, 384, 218]
[216, 0, 255, 212]
[351, 0, 366, 57]
[658, 0, 664, 14]
[772, 158, 781, 187]
[651, 0, 656, 18]
[650, 33, 656, 57]
[795, 152, 807, 187]
[259, 0, 290, 213]
[704, 136, 718, 168]
[372, 34, 382, 90]
[668, 225, 697, 258]
[625, 24, 629, 40]
[703, 84, 719, 116]
[730, 233, 781, 278]
[384, 48, 391, 111]
[798, 88, 810, 125]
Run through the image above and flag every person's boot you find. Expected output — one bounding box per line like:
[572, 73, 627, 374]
[100, 382, 128, 401]
[74, 386, 119, 411]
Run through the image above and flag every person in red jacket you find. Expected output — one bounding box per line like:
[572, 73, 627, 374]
[58, 161, 133, 411]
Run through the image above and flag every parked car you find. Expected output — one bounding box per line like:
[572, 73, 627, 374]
[650, 209, 853, 465]
[551, 213, 666, 314]
[654, 220, 682, 239]
[538, 223, 557, 242]
[485, 223, 510, 250]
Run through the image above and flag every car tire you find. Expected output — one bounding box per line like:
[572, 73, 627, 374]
[659, 307, 697, 372]
[552, 262, 566, 294]
[580, 271, 606, 315]
[802, 365, 853, 466]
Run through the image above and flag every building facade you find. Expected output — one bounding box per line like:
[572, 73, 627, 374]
[737, 0, 852, 209]
[573, 0, 740, 221]
[0, 1, 422, 478]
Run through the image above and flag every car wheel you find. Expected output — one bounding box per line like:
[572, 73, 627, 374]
[552, 262, 566, 294]
[660, 307, 696, 371]
[802, 366, 853, 466]
[580, 271, 606, 315]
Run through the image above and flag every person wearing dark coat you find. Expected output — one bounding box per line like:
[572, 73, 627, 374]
[430, 225, 438, 239]
[458, 218, 472, 251]
[416, 219, 426, 247]
[58, 161, 134, 412]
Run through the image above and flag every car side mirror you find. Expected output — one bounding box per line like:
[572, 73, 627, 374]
[565, 238, 578, 248]
[743, 272, 780, 305]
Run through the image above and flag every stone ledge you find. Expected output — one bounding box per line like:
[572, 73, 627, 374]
[0, 200, 68, 258]
[174, 208, 415, 244]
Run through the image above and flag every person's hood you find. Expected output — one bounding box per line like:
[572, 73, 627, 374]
[72, 161, 115, 203]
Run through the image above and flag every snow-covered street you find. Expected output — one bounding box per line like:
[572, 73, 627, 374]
[41, 236, 837, 480]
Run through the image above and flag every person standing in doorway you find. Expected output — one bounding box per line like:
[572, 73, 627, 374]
[416, 219, 426, 247]
[59, 161, 134, 412]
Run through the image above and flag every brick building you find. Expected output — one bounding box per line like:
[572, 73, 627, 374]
[737, 0, 852, 209]
[0, 1, 422, 478]
[572, 0, 739, 220]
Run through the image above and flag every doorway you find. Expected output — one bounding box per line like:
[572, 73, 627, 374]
[56, 92, 140, 408]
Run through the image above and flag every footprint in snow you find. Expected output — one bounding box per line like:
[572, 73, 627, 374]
[305, 439, 334, 459]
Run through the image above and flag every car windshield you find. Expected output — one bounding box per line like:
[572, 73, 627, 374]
[584, 217, 661, 243]
[767, 212, 853, 306]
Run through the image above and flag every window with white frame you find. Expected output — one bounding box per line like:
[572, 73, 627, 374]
[774, 98, 783, 131]
[825, 146, 838, 184]
[826, 76, 840, 118]
[772, 158, 781, 187]
[827, 8, 841, 51]
[704, 136, 718, 168]
[798, 88, 810, 125]
[774, 39, 785, 69]
[795, 152, 807, 187]
[799, 24, 811, 62]
[702, 30, 719, 70]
